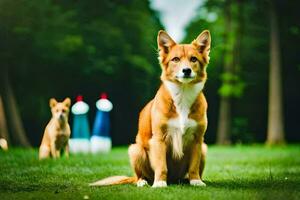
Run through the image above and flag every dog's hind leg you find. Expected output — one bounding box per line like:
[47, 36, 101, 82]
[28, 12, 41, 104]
[56, 150, 61, 158]
[64, 143, 69, 158]
[128, 143, 153, 187]
[50, 142, 58, 159]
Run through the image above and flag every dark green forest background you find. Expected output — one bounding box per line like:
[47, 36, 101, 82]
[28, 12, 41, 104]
[0, 0, 299, 147]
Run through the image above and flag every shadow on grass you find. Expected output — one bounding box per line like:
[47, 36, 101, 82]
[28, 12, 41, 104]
[0, 180, 74, 193]
[205, 178, 299, 191]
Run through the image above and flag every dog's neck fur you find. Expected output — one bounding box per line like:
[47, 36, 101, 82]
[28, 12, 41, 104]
[164, 81, 204, 115]
[52, 117, 68, 128]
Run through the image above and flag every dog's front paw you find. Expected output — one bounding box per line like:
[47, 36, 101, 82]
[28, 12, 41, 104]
[137, 179, 148, 187]
[190, 179, 206, 187]
[152, 180, 167, 188]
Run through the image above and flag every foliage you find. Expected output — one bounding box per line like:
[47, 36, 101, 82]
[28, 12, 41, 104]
[0, 0, 163, 146]
[184, 0, 300, 143]
[218, 72, 245, 98]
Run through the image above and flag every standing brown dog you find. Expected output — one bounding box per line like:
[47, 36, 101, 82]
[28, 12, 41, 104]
[90, 29, 210, 187]
[39, 98, 71, 159]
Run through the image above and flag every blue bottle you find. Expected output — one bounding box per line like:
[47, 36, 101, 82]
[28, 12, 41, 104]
[91, 93, 113, 153]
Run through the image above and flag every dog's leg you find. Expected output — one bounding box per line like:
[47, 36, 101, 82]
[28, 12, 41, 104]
[65, 143, 69, 158]
[128, 143, 152, 187]
[188, 141, 206, 186]
[149, 137, 168, 187]
[56, 150, 61, 158]
[50, 141, 57, 159]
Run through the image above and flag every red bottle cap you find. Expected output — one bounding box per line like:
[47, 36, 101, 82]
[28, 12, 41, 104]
[100, 93, 108, 99]
[76, 95, 83, 102]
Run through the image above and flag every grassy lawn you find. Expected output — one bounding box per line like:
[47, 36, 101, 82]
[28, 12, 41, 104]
[0, 145, 299, 200]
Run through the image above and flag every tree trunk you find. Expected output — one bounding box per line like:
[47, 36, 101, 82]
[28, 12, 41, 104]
[266, 2, 285, 145]
[233, 0, 243, 73]
[0, 67, 31, 147]
[217, 97, 232, 144]
[0, 95, 10, 143]
[216, 0, 233, 145]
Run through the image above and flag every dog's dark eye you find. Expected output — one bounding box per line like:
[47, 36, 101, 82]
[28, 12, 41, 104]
[190, 56, 198, 63]
[62, 109, 66, 113]
[171, 57, 180, 62]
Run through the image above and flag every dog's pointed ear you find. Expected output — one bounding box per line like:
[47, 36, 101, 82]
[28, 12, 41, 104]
[63, 98, 71, 107]
[192, 30, 211, 62]
[49, 98, 57, 108]
[157, 30, 176, 54]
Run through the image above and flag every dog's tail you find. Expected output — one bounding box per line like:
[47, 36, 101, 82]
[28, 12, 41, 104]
[89, 176, 137, 186]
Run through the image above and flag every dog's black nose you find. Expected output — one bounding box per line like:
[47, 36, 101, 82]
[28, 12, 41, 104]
[182, 68, 192, 76]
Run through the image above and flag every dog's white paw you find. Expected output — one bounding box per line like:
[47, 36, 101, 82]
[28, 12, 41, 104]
[152, 180, 167, 188]
[190, 179, 206, 187]
[137, 179, 148, 187]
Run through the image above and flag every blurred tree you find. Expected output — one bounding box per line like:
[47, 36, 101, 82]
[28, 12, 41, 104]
[216, 0, 244, 144]
[0, 68, 30, 147]
[0, 96, 9, 143]
[0, 0, 162, 146]
[0, 0, 76, 147]
[266, 1, 285, 145]
[216, 0, 234, 145]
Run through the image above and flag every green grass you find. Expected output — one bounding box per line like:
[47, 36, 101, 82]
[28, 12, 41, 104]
[0, 145, 299, 200]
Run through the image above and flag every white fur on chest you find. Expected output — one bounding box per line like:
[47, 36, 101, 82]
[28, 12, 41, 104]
[164, 81, 204, 159]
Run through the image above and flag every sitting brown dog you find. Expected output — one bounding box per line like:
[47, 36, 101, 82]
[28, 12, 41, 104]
[39, 98, 71, 159]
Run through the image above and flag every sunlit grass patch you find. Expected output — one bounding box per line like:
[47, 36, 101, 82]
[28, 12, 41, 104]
[0, 145, 299, 200]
